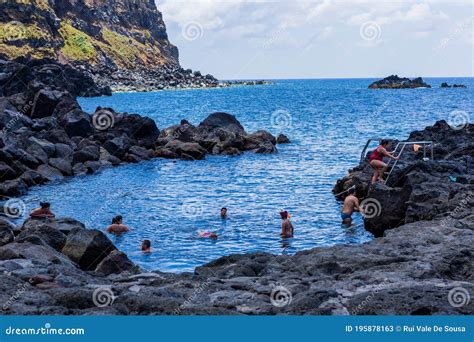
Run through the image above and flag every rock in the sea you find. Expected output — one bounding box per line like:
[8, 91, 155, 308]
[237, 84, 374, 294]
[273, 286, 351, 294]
[62, 228, 117, 271]
[276, 134, 291, 144]
[368, 75, 431, 89]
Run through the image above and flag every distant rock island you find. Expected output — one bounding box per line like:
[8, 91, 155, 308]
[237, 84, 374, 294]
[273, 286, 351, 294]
[368, 75, 431, 89]
[441, 82, 467, 88]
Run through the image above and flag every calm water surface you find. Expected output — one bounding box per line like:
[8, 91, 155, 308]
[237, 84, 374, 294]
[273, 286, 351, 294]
[19, 78, 473, 272]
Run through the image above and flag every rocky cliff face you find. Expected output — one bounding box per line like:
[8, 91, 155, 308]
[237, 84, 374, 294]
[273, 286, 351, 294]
[0, 0, 178, 68]
[0, 0, 222, 93]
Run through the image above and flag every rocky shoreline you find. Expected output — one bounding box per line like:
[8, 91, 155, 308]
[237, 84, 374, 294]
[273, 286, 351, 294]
[86, 62, 271, 93]
[0, 121, 472, 315]
[0, 59, 285, 199]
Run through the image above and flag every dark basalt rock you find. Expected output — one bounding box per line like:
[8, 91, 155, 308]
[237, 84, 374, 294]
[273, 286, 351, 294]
[62, 228, 117, 271]
[368, 75, 431, 89]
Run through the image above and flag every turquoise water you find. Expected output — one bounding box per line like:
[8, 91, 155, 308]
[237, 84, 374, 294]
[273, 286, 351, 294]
[20, 78, 473, 273]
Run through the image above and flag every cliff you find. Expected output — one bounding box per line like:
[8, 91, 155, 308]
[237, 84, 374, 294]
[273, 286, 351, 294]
[0, 0, 220, 92]
[0, 0, 177, 68]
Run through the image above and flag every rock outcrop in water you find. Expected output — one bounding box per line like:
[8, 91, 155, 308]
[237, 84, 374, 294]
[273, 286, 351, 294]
[0, 121, 472, 315]
[0, 59, 282, 198]
[333, 120, 473, 237]
[368, 75, 431, 89]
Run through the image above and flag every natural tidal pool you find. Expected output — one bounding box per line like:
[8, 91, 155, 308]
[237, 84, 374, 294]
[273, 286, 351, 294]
[19, 78, 473, 272]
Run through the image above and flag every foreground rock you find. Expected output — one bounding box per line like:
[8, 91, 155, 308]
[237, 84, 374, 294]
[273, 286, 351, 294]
[0, 213, 472, 315]
[368, 75, 431, 89]
[0, 60, 285, 198]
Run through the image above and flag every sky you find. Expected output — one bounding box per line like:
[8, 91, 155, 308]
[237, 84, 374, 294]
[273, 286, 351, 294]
[157, 0, 473, 79]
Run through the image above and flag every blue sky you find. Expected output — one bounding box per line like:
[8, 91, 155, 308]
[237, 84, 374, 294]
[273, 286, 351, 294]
[157, 0, 473, 79]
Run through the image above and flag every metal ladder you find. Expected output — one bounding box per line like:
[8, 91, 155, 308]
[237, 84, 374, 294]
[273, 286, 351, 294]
[360, 139, 434, 185]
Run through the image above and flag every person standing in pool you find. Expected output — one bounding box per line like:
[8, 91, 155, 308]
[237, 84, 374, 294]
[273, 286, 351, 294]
[141, 240, 152, 253]
[106, 215, 129, 234]
[280, 211, 294, 238]
[369, 139, 400, 183]
[341, 188, 364, 225]
[220, 207, 227, 219]
[30, 202, 55, 219]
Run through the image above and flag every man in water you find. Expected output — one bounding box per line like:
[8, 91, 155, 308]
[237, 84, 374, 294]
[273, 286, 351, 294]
[30, 202, 55, 219]
[280, 211, 294, 238]
[220, 207, 227, 219]
[106, 215, 129, 234]
[141, 240, 152, 253]
[341, 188, 364, 225]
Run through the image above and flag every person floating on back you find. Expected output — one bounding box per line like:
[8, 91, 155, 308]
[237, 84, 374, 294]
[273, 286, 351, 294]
[198, 231, 218, 239]
[220, 207, 227, 219]
[369, 139, 400, 183]
[106, 215, 129, 234]
[341, 188, 364, 225]
[141, 239, 152, 253]
[30, 202, 55, 219]
[280, 211, 294, 238]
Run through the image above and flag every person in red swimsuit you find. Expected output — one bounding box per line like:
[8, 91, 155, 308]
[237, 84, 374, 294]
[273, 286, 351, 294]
[369, 139, 400, 183]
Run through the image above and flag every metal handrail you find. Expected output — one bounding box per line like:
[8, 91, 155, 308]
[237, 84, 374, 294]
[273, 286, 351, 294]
[384, 141, 434, 185]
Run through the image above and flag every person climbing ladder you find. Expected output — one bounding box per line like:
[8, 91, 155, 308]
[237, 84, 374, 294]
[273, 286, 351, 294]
[369, 139, 400, 183]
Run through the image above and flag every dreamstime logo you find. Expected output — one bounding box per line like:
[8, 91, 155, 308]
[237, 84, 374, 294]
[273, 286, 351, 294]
[92, 287, 115, 307]
[182, 200, 204, 218]
[270, 109, 292, 130]
[3, 21, 27, 41]
[448, 287, 470, 308]
[361, 198, 382, 219]
[359, 21, 382, 42]
[355, 100, 390, 133]
[3, 198, 26, 219]
[92, 109, 115, 131]
[182, 21, 204, 41]
[270, 285, 293, 307]
[447, 110, 469, 130]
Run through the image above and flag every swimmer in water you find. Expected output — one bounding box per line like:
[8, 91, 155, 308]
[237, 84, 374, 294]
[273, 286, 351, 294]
[198, 231, 218, 239]
[280, 211, 294, 238]
[106, 215, 129, 234]
[220, 207, 227, 219]
[141, 239, 152, 253]
[30, 202, 55, 219]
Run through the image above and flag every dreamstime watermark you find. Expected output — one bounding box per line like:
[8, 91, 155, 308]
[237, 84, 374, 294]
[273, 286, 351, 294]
[355, 100, 390, 133]
[447, 287, 470, 308]
[434, 17, 473, 51]
[351, 280, 390, 315]
[2, 21, 26, 42]
[4, 323, 85, 336]
[359, 21, 382, 42]
[270, 109, 292, 130]
[2, 278, 34, 311]
[181, 21, 204, 41]
[440, 192, 473, 227]
[181, 200, 204, 218]
[3, 198, 26, 219]
[92, 109, 115, 131]
[360, 198, 382, 219]
[447, 110, 470, 130]
[172, 281, 210, 315]
[270, 285, 293, 307]
[92, 287, 115, 307]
